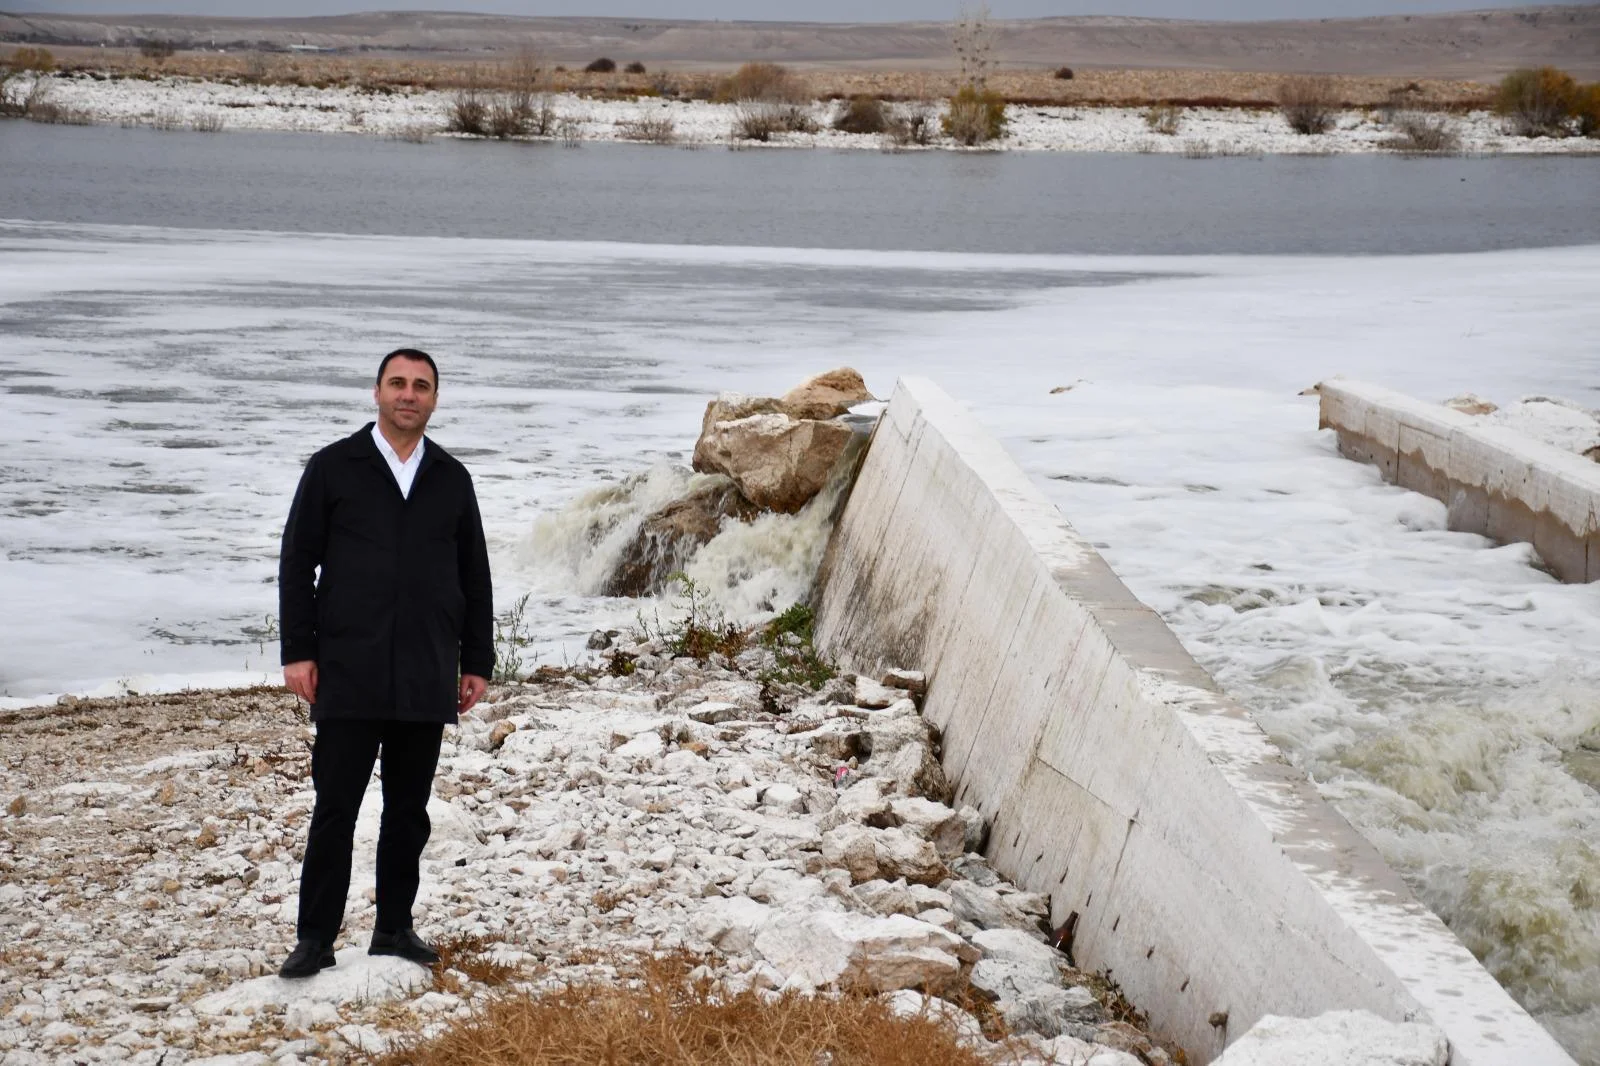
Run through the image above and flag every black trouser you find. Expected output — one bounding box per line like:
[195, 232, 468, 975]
[295, 718, 444, 946]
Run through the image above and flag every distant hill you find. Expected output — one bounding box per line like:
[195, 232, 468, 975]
[2, 5, 1597, 80]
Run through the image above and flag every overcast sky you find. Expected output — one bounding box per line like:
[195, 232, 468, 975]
[16, 0, 1596, 21]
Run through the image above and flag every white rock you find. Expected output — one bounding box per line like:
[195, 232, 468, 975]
[690, 896, 773, 955]
[646, 845, 676, 871]
[193, 957, 428, 1016]
[1213, 1010, 1449, 1066]
[759, 783, 805, 814]
[614, 731, 665, 760]
[853, 676, 899, 709]
[754, 911, 964, 993]
[821, 824, 945, 885]
[888, 796, 967, 858]
[950, 880, 1033, 930]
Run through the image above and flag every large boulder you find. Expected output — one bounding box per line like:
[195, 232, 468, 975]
[695, 413, 855, 514]
[779, 367, 874, 421]
[692, 393, 782, 472]
[753, 911, 966, 993]
[600, 477, 759, 597]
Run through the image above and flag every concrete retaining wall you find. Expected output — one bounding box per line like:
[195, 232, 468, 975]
[1318, 379, 1600, 583]
[814, 377, 1572, 1066]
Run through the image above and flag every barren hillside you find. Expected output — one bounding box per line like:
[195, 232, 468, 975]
[2, 5, 1597, 80]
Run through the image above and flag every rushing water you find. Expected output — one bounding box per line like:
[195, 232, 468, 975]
[1, 124, 1598, 1061]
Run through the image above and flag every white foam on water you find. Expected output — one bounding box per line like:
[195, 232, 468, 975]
[1, 219, 1597, 1061]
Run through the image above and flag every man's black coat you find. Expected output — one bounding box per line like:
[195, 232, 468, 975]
[279, 424, 494, 724]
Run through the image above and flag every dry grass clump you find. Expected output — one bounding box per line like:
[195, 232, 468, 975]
[376, 953, 1016, 1066]
[586, 57, 617, 74]
[1143, 102, 1181, 135]
[943, 84, 1007, 145]
[431, 933, 523, 993]
[1278, 75, 1339, 134]
[834, 94, 888, 134]
[1382, 111, 1461, 153]
[617, 113, 676, 143]
[732, 100, 817, 141]
[1574, 83, 1600, 136]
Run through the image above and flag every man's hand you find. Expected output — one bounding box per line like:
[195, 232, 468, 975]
[458, 674, 487, 715]
[284, 660, 318, 704]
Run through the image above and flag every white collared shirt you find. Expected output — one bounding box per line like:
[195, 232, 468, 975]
[371, 424, 425, 499]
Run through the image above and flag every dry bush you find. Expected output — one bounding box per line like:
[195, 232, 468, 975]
[8, 47, 55, 73]
[139, 39, 176, 61]
[1278, 75, 1339, 134]
[1054, 66, 1074, 80]
[1576, 83, 1600, 137]
[486, 91, 536, 138]
[557, 114, 582, 146]
[617, 113, 676, 143]
[834, 94, 888, 134]
[943, 84, 1007, 145]
[1496, 67, 1579, 136]
[21, 82, 90, 125]
[1382, 111, 1461, 153]
[1143, 102, 1181, 135]
[625, 61, 647, 75]
[375, 952, 1015, 1066]
[189, 111, 225, 133]
[732, 99, 816, 141]
[885, 102, 937, 147]
[447, 81, 488, 135]
[715, 61, 804, 104]
[585, 57, 617, 74]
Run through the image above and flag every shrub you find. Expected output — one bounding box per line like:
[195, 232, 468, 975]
[1278, 75, 1338, 135]
[616, 113, 675, 143]
[1575, 83, 1600, 136]
[1054, 66, 1074, 80]
[833, 94, 887, 134]
[942, 83, 1007, 145]
[584, 56, 616, 73]
[139, 38, 176, 60]
[1143, 102, 1181, 135]
[1496, 67, 1578, 136]
[485, 93, 533, 138]
[715, 61, 802, 104]
[189, 112, 225, 133]
[8, 47, 55, 72]
[20, 82, 91, 125]
[885, 102, 937, 146]
[1382, 111, 1461, 153]
[447, 83, 488, 135]
[732, 99, 816, 140]
[624, 60, 646, 74]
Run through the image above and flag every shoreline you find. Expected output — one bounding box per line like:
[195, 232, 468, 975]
[14, 72, 1600, 156]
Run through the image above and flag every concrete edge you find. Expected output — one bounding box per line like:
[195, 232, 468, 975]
[1317, 378, 1600, 582]
[814, 376, 1572, 1065]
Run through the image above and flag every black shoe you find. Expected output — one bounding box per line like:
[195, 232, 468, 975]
[278, 939, 335, 979]
[368, 927, 440, 966]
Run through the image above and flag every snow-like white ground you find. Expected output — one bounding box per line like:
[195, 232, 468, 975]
[20, 71, 1600, 155]
[0, 222, 1596, 1060]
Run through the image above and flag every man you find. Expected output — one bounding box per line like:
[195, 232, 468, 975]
[276, 347, 494, 980]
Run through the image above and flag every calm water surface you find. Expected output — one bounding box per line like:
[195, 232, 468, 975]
[1, 122, 1597, 253]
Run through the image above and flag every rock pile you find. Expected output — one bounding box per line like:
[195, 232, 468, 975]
[0, 636, 1178, 1065]
[603, 368, 875, 596]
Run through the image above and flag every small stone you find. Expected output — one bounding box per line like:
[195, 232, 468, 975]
[760, 783, 805, 814]
[488, 720, 517, 751]
[881, 669, 927, 697]
[646, 845, 676, 872]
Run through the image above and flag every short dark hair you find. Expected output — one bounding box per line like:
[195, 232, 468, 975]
[376, 347, 438, 388]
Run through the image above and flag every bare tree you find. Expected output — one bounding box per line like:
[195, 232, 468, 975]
[952, 3, 995, 91]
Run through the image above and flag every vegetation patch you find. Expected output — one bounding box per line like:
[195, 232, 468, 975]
[374, 951, 1015, 1066]
[1278, 75, 1339, 134]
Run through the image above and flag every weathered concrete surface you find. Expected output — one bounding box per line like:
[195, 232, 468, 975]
[1318, 378, 1600, 583]
[813, 377, 1572, 1066]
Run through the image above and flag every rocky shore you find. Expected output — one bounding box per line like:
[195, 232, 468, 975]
[12, 71, 1599, 155]
[0, 628, 1181, 1065]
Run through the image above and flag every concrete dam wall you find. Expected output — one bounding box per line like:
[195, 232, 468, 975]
[812, 378, 1572, 1065]
[1318, 378, 1600, 584]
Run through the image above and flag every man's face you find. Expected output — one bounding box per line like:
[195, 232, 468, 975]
[374, 356, 438, 435]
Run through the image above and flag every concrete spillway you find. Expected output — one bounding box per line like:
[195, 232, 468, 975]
[1317, 378, 1600, 583]
[813, 378, 1573, 1065]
